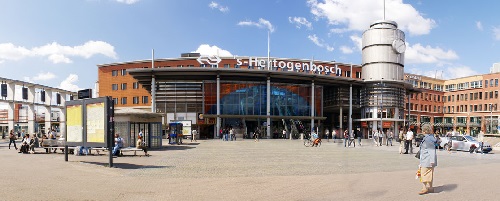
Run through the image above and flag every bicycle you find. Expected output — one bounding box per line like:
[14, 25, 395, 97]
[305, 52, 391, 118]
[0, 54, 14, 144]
[304, 136, 321, 147]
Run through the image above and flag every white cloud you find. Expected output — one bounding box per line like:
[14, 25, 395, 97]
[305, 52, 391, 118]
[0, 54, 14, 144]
[193, 44, 232, 57]
[476, 21, 483, 31]
[33, 72, 57, 81]
[493, 26, 500, 41]
[288, 17, 312, 29]
[405, 43, 459, 64]
[349, 35, 362, 51]
[308, 0, 436, 36]
[209, 1, 229, 13]
[115, 0, 140, 4]
[307, 34, 334, 52]
[0, 43, 31, 61]
[58, 74, 81, 92]
[340, 46, 353, 54]
[237, 18, 275, 33]
[0, 41, 117, 64]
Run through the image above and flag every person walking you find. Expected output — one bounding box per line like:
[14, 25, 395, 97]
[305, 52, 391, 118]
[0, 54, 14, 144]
[357, 129, 362, 146]
[282, 129, 287, 139]
[8, 129, 18, 150]
[399, 129, 406, 154]
[325, 129, 329, 142]
[387, 130, 393, 146]
[379, 129, 384, 146]
[373, 130, 379, 146]
[332, 129, 337, 143]
[191, 129, 197, 142]
[348, 129, 356, 147]
[404, 129, 414, 154]
[478, 130, 485, 154]
[418, 125, 438, 195]
[343, 129, 349, 147]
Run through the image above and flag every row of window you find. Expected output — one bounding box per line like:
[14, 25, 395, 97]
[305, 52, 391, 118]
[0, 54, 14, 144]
[409, 103, 442, 113]
[445, 79, 499, 92]
[408, 103, 499, 114]
[111, 69, 127, 76]
[112, 96, 149, 105]
[444, 91, 499, 102]
[111, 82, 140, 91]
[443, 104, 498, 113]
[410, 93, 442, 102]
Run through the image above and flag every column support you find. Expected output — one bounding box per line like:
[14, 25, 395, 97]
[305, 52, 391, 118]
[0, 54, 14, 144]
[310, 80, 315, 134]
[266, 76, 271, 139]
[216, 75, 221, 139]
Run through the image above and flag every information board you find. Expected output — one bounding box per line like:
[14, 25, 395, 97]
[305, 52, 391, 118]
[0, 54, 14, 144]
[86, 102, 105, 143]
[66, 105, 83, 142]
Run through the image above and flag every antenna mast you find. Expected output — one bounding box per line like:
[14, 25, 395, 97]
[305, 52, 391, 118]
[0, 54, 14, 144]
[383, 0, 386, 20]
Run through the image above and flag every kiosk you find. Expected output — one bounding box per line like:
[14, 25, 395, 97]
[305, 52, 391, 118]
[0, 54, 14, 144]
[169, 122, 183, 145]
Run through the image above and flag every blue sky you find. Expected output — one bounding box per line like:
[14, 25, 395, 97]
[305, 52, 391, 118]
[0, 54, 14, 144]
[0, 0, 499, 92]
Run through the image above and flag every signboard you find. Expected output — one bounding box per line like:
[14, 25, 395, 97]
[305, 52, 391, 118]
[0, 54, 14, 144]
[86, 102, 105, 143]
[66, 105, 83, 143]
[65, 97, 113, 147]
[361, 122, 368, 128]
[383, 122, 392, 128]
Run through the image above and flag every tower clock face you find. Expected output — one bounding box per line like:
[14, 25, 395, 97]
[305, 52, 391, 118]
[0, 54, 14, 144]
[392, 39, 406, 54]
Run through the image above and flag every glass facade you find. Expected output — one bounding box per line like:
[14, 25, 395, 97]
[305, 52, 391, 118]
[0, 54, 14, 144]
[204, 81, 322, 117]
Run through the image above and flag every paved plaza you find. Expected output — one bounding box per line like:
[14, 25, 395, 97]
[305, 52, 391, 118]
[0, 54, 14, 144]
[1, 138, 499, 201]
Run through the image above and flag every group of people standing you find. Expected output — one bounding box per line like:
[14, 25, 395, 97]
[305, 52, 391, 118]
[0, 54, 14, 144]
[372, 129, 394, 147]
[220, 127, 236, 141]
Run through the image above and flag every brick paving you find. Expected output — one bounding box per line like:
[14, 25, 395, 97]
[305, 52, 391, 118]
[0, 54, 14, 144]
[1, 138, 499, 201]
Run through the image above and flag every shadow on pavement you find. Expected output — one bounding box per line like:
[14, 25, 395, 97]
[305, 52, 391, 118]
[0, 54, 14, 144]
[82, 161, 173, 169]
[434, 184, 458, 193]
[155, 145, 197, 151]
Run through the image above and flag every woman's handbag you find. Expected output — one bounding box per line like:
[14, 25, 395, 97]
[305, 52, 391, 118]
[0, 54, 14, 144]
[415, 150, 421, 159]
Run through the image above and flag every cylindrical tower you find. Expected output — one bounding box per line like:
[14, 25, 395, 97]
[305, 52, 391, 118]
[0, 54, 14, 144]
[362, 20, 405, 81]
[360, 20, 406, 133]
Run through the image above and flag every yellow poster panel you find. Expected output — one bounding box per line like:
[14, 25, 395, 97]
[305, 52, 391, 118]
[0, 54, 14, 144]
[86, 103, 105, 143]
[66, 105, 83, 142]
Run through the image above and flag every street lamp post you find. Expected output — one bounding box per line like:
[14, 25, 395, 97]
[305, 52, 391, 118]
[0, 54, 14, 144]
[490, 104, 493, 134]
[380, 79, 384, 133]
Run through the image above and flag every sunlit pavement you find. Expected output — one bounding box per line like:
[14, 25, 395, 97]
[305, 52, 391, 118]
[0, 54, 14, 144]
[1, 139, 499, 201]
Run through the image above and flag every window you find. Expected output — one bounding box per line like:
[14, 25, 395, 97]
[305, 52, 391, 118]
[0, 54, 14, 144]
[235, 64, 240, 68]
[490, 79, 494, 87]
[142, 96, 149, 104]
[479, 92, 482, 100]
[345, 71, 351, 77]
[485, 80, 489, 88]
[112, 98, 118, 105]
[356, 72, 361, 78]
[201, 64, 207, 67]
[496, 79, 499, 87]
[490, 91, 494, 99]
[177, 65, 183, 67]
[121, 97, 127, 105]
[496, 91, 499, 99]
[187, 65, 194, 67]
[121, 83, 127, 90]
[133, 82, 139, 89]
[112, 70, 118, 76]
[133, 96, 139, 104]
[224, 64, 230, 68]
[121, 69, 127, 76]
[211, 64, 218, 68]
[112, 84, 118, 91]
